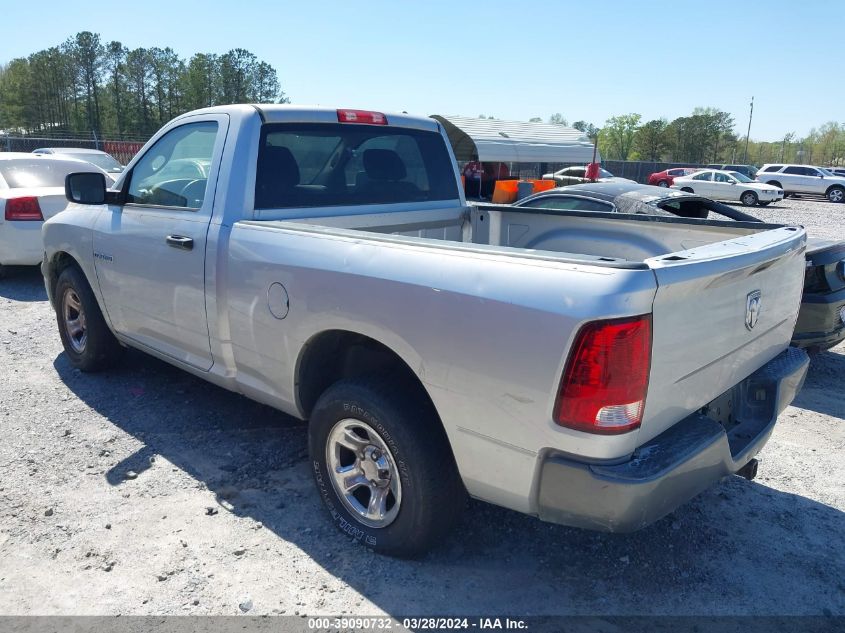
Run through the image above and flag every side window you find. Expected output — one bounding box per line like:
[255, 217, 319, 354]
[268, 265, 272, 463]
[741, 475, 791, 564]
[692, 172, 712, 181]
[714, 172, 731, 183]
[520, 196, 614, 213]
[126, 121, 218, 208]
[784, 166, 812, 176]
[763, 165, 783, 172]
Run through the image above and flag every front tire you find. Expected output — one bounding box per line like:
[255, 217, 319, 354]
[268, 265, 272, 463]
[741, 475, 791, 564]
[827, 186, 845, 203]
[309, 376, 466, 558]
[741, 191, 759, 206]
[55, 266, 124, 371]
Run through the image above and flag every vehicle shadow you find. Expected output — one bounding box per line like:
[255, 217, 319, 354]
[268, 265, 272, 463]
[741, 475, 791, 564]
[0, 265, 47, 302]
[53, 349, 845, 616]
[791, 346, 845, 420]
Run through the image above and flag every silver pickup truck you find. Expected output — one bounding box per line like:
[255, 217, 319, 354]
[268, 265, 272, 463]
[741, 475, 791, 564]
[43, 105, 809, 557]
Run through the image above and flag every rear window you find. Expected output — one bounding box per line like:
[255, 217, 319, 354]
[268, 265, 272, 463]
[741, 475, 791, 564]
[65, 152, 123, 172]
[761, 165, 783, 172]
[0, 158, 97, 188]
[255, 123, 459, 209]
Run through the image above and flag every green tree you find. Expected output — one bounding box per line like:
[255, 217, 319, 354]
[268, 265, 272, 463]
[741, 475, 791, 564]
[572, 120, 600, 141]
[67, 31, 105, 134]
[548, 113, 568, 126]
[125, 48, 153, 135]
[104, 42, 128, 135]
[219, 48, 257, 103]
[600, 113, 641, 160]
[633, 118, 669, 161]
[183, 53, 220, 110]
[528, 116, 542, 123]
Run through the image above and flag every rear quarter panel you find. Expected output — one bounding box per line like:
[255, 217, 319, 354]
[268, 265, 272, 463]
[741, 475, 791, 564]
[224, 221, 659, 512]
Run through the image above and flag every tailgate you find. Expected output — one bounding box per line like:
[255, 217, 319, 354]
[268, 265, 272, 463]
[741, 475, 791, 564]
[641, 226, 806, 443]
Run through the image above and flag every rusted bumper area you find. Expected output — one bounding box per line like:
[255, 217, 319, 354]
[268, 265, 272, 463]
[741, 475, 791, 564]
[536, 347, 809, 532]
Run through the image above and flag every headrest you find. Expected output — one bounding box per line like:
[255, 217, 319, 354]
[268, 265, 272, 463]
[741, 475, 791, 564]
[363, 149, 406, 181]
[258, 145, 300, 188]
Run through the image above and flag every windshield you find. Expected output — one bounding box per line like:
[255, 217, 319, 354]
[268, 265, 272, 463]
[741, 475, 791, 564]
[66, 152, 122, 172]
[818, 167, 835, 177]
[599, 168, 614, 178]
[728, 171, 754, 183]
[0, 159, 100, 188]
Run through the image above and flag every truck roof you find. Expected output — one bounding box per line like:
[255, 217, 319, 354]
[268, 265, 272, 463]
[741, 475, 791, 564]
[175, 104, 441, 133]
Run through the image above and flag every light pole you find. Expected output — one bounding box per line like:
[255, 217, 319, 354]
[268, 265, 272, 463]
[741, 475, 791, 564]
[743, 97, 754, 163]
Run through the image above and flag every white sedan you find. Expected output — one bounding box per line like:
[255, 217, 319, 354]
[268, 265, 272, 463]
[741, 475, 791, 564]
[0, 153, 109, 273]
[671, 169, 783, 206]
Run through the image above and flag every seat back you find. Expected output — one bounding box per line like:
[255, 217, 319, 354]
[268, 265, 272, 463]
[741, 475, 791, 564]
[255, 146, 301, 208]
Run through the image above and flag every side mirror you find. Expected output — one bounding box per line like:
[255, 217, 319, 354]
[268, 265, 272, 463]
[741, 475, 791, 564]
[65, 172, 107, 204]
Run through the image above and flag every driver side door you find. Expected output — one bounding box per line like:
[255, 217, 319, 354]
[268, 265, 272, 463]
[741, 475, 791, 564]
[92, 115, 228, 371]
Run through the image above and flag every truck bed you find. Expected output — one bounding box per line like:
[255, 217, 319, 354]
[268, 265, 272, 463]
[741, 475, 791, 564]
[258, 202, 796, 267]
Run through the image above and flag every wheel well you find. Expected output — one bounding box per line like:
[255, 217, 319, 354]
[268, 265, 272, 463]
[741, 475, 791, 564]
[826, 184, 845, 194]
[297, 330, 431, 419]
[741, 190, 757, 199]
[767, 180, 782, 188]
[680, 187, 694, 193]
[47, 252, 82, 298]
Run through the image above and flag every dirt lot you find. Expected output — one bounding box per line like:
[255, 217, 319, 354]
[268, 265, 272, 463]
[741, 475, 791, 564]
[0, 197, 843, 618]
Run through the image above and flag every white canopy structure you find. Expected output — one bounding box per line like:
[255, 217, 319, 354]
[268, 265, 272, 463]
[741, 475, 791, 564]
[431, 115, 599, 164]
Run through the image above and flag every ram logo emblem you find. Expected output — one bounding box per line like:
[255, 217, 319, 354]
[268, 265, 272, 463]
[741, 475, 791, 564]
[745, 290, 762, 330]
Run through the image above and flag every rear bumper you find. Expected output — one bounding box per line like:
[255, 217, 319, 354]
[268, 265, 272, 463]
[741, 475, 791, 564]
[0, 221, 44, 266]
[792, 287, 845, 351]
[536, 347, 809, 532]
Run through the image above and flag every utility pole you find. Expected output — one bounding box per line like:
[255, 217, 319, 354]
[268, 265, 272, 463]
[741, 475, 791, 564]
[743, 96, 754, 163]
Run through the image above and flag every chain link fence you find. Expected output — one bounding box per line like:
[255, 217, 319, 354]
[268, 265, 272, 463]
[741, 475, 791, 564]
[1, 135, 148, 166]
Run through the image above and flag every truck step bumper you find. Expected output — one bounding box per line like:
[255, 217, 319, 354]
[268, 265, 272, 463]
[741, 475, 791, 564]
[536, 346, 809, 532]
[791, 286, 845, 351]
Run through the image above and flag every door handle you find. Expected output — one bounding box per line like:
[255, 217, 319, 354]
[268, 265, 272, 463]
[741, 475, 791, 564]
[166, 235, 194, 251]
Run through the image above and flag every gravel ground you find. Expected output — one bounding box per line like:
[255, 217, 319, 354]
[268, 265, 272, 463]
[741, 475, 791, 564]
[0, 197, 843, 618]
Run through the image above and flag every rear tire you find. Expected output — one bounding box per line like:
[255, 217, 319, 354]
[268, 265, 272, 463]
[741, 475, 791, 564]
[309, 375, 466, 558]
[827, 186, 845, 203]
[741, 191, 759, 207]
[55, 266, 124, 371]
[657, 180, 669, 188]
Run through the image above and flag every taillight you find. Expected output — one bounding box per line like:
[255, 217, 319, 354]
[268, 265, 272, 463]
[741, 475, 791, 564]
[554, 315, 652, 434]
[4, 197, 44, 221]
[336, 109, 388, 125]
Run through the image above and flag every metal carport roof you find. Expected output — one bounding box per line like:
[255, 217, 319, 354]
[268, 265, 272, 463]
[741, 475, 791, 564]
[431, 115, 599, 164]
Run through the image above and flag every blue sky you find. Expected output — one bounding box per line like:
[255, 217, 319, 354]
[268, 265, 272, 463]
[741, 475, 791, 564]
[2, 0, 842, 140]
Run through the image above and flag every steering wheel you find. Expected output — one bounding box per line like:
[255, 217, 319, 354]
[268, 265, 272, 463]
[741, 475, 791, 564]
[180, 179, 207, 208]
